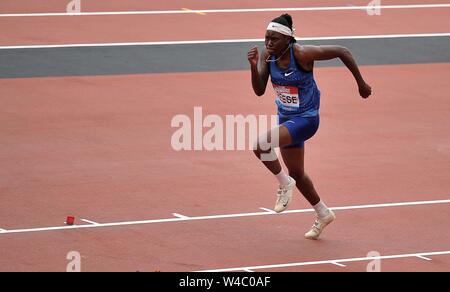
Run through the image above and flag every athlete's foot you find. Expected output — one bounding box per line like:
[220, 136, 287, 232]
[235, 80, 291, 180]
[304, 210, 336, 240]
[274, 177, 296, 213]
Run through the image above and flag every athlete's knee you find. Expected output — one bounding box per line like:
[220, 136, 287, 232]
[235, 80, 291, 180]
[252, 137, 272, 156]
[253, 144, 272, 158]
[253, 139, 279, 162]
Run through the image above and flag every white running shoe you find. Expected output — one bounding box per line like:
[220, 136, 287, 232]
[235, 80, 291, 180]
[274, 177, 296, 213]
[304, 210, 336, 240]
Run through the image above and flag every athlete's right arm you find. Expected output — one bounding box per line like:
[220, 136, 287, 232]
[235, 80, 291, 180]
[247, 46, 269, 96]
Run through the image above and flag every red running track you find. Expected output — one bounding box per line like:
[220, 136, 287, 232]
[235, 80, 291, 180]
[2, 0, 450, 13]
[1, 3, 450, 46]
[0, 63, 449, 271]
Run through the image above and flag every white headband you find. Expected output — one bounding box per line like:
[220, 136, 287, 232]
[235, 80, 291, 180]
[266, 22, 294, 37]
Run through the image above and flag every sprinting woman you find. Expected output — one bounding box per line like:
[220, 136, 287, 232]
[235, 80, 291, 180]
[248, 14, 372, 239]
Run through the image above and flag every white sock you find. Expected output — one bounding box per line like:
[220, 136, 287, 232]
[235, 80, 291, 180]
[275, 169, 291, 186]
[313, 200, 330, 218]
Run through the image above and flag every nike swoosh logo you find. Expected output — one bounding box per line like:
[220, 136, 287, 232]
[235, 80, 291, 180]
[284, 72, 294, 77]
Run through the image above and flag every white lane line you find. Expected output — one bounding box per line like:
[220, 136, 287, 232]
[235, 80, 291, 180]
[196, 250, 450, 272]
[172, 213, 190, 219]
[0, 198, 449, 235]
[331, 262, 347, 267]
[259, 207, 276, 214]
[1, 32, 449, 50]
[80, 219, 100, 225]
[243, 269, 254, 272]
[1, 4, 449, 17]
[0, 229, 7, 232]
[326, 199, 450, 212]
[181, 8, 207, 16]
[416, 255, 433, 261]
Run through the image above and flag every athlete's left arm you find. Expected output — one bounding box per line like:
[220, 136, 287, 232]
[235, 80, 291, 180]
[298, 45, 372, 98]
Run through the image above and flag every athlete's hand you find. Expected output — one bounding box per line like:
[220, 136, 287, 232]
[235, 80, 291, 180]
[247, 46, 259, 67]
[358, 82, 372, 99]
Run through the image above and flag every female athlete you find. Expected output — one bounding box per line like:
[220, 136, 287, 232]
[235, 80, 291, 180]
[248, 14, 372, 239]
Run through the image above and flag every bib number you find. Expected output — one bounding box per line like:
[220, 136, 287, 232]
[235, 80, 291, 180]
[273, 85, 300, 108]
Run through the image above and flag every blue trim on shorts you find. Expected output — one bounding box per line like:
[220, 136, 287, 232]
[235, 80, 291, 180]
[278, 114, 320, 148]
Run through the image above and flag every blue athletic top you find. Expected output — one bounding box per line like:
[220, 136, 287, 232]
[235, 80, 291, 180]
[269, 44, 321, 117]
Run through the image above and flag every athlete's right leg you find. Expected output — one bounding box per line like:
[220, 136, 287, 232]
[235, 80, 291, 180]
[252, 125, 292, 174]
[253, 125, 297, 213]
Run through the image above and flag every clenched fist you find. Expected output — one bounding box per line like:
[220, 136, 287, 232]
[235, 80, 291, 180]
[247, 46, 259, 67]
[359, 82, 372, 99]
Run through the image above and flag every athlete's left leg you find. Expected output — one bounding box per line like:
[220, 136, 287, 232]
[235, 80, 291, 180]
[280, 146, 336, 239]
[279, 146, 320, 206]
